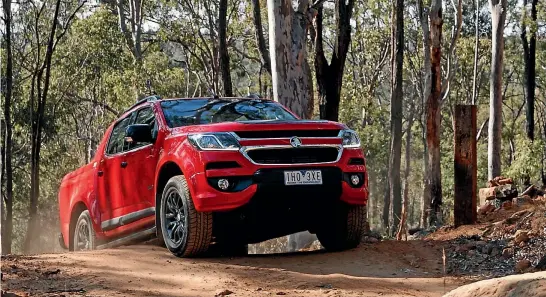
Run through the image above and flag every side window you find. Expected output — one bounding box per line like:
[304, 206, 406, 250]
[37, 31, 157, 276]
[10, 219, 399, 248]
[106, 116, 132, 155]
[128, 107, 156, 150]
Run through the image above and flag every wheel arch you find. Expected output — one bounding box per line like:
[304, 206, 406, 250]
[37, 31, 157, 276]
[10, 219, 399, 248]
[68, 202, 88, 251]
[155, 161, 184, 235]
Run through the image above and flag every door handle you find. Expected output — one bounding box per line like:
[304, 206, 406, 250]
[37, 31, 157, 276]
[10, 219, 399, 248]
[98, 171, 104, 177]
[121, 161, 128, 168]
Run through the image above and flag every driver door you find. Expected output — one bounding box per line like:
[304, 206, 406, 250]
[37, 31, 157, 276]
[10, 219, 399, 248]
[121, 106, 159, 215]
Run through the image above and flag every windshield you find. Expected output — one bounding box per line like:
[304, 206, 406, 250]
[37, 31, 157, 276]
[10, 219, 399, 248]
[159, 99, 297, 127]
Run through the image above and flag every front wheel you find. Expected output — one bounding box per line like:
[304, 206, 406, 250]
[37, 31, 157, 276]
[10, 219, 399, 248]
[316, 204, 366, 251]
[159, 175, 213, 257]
[73, 210, 96, 251]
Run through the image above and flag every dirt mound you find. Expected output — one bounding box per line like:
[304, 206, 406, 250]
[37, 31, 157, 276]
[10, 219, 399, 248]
[442, 271, 546, 297]
[424, 191, 546, 278]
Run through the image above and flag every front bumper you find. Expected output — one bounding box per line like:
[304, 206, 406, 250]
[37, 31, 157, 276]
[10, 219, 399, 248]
[188, 148, 368, 212]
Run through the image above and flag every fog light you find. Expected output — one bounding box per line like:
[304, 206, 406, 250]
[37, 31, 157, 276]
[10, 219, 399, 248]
[350, 175, 360, 186]
[218, 179, 230, 190]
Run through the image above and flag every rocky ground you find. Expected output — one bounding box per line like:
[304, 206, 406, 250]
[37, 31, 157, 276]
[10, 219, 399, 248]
[420, 178, 546, 279]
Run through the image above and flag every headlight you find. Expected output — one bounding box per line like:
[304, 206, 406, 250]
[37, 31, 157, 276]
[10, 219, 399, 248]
[339, 129, 361, 148]
[187, 132, 240, 151]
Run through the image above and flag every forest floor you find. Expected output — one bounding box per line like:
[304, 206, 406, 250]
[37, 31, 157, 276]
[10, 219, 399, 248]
[2, 192, 545, 297]
[1, 240, 468, 297]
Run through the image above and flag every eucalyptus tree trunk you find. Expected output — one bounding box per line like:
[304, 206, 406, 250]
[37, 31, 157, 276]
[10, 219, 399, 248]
[219, 0, 233, 96]
[267, 0, 313, 118]
[417, 0, 432, 228]
[426, 0, 443, 226]
[521, 0, 538, 141]
[388, 0, 404, 234]
[1, 0, 14, 254]
[487, 0, 507, 180]
[471, 0, 480, 105]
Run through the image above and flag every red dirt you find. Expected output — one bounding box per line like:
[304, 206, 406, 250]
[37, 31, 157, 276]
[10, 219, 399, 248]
[1, 241, 468, 297]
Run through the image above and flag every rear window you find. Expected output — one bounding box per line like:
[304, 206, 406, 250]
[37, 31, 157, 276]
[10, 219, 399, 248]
[159, 99, 297, 128]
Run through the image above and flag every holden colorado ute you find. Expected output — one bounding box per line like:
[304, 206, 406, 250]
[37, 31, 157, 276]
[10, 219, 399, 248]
[58, 95, 369, 257]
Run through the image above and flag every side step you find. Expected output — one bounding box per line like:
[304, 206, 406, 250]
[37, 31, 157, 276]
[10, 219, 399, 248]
[96, 226, 157, 250]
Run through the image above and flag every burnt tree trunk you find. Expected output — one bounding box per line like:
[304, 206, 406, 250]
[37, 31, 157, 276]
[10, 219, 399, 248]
[388, 0, 404, 233]
[521, 0, 538, 141]
[267, 0, 314, 118]
[219, 0, 233, 96]
[487, 0, 507, 180]
[454, 105, 477, 227]
[1, 0, 14, 254]
[426, 0, 443, 226]
[314, 0, 355, 121]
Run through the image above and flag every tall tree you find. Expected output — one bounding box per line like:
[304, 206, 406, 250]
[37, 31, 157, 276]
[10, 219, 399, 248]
[267, 0, 314, 118]
[116, 0, 145, 100]
[425, 0, 443, 226]
[24, 0, 86, 253]
[487, 0, 507, 180]
[218, 0, 233, 96]
[313, 0, 355, 121]
[251, 0, 272, 75]
[417, 0, 432, 228]
[471, 0, 480, 105]
[521, 0, 538, 141]
[1, 0, 14, 254]
[388, 0, 404, 233]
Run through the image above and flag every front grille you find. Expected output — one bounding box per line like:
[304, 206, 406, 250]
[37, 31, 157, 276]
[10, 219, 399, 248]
[234, 130, 340, 139]
[246, 147, 340, 164]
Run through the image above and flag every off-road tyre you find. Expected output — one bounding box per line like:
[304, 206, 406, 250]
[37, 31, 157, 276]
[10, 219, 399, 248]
[73, 210, 97, 251]
[316, 203, 366, 251]
[160, 175, 213, 257]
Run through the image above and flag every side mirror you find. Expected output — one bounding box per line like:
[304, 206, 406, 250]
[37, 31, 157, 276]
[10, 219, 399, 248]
[125, 124, 153, 144]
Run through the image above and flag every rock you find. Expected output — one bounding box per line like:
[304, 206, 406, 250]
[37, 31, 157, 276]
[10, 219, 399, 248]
[276, 292, 287, 296]
[442, 271, 546, 297]
[482, 244, 494, 255]
[478, 203, 496, 215]
[514, 230, 530, 244]
[480, 187, 498, 204]
[515, 259, 532, 273]
[536, 255, 546, 270]
[501, 201, 513, 210]
[502, 247, 515, 259]
[215, 289, 234, 296]
[362, 236, 379, 243]
[455, 245, 470, 252]
[491, 247, 500, 257]
[513, 195, 534, 207]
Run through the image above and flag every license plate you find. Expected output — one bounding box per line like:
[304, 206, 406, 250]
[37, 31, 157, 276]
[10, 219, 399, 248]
[284, 170, 322, 185]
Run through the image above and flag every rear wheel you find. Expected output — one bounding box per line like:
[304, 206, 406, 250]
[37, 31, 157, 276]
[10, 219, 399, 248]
[160, 175, 213, 257]
[73, 210, 96, 251]
[316, 203, 366, 251]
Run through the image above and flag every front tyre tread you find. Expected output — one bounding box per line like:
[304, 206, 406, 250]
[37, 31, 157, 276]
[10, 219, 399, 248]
[160, 175, 213, 257]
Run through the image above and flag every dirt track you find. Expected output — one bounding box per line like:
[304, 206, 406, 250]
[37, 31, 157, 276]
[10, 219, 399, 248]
[1, 240, 469, 297]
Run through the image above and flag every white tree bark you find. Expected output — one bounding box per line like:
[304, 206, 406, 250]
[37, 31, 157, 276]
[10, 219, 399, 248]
[487, 0, 507, 180]
[267, 0, 313, 118]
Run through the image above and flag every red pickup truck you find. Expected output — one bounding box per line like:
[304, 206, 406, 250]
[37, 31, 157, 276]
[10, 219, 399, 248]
[58, 95, 369, 257]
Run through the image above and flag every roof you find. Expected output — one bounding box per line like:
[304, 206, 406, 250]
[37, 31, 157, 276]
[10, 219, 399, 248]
[122, 94, 271, 114]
